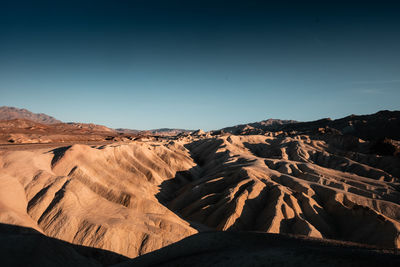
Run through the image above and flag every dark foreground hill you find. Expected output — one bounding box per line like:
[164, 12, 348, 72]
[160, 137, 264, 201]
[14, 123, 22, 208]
[1, 224, 399, 267]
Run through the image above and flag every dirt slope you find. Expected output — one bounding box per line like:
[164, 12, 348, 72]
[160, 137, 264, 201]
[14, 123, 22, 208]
[0, 121, 399, 262]
[0, 141, 197, 258]
[163, 135, 400, 248]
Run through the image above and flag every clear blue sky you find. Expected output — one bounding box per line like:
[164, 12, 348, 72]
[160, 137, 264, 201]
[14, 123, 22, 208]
[1, 0, 399, 130]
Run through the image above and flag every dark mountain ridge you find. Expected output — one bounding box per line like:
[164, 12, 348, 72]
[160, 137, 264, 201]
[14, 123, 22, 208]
[221, 110, 400, 141]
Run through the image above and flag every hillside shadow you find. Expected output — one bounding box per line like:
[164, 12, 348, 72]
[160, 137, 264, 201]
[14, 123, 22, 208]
[155, 138, 225, 231]
[0, 223, 129, 266]
[155, 138, 257, 232]
[156, 138, 225, 204]
[48, 145, 72, 167]
[125, 231, 400, 267]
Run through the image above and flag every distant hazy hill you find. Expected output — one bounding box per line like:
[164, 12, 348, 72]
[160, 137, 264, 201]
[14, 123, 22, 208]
[278, 110, 400, 141]
[221, 110, 400, 141]
[115, 128, 141, 134]
[116, 128, 192, 136]
[0, 106, 62, 124]
[149, 128, 193, 135]
[221, 119, 297, 135]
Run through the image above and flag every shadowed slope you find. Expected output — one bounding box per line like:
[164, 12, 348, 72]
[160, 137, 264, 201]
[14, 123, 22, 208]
[3, 223, 399, 267]
[221, 110, 400, 141]
[1, 132, 400, 260]
[116, 231, 400, 267]
[161, 135, 400, 248]
[0, 223, 128, 266]
[0, 142, 198, 258]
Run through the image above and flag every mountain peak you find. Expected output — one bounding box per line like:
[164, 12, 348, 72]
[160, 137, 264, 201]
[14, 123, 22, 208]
[0, 106, 62, 124]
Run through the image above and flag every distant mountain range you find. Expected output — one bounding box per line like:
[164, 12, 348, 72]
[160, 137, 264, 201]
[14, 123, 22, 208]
[1, 106, 399, 142]
[221, 110, 400, 141]
[116, 128, 193, 136]
[0, 106, 193, 135]
[0, 106, 62, 124]
[221, 119, 297, 135]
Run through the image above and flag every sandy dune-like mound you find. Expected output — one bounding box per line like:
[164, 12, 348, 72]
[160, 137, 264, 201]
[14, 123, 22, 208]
[0, 129, 399, 262]
[0, 142, 197, 258]
[162, 135, 400, 248]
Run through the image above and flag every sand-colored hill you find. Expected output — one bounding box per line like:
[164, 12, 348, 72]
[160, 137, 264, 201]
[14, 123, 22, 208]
[163, 135, 400, 248]
[0, 132, 399, 259]
[0, 110, 400, 265]
[0, 141, 197, 258]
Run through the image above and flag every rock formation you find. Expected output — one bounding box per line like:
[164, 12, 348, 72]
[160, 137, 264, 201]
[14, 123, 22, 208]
[0, 110, 399, 265]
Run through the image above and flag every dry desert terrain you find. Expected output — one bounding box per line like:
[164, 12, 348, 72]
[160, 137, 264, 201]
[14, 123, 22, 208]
[0, 108, 400, 266]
